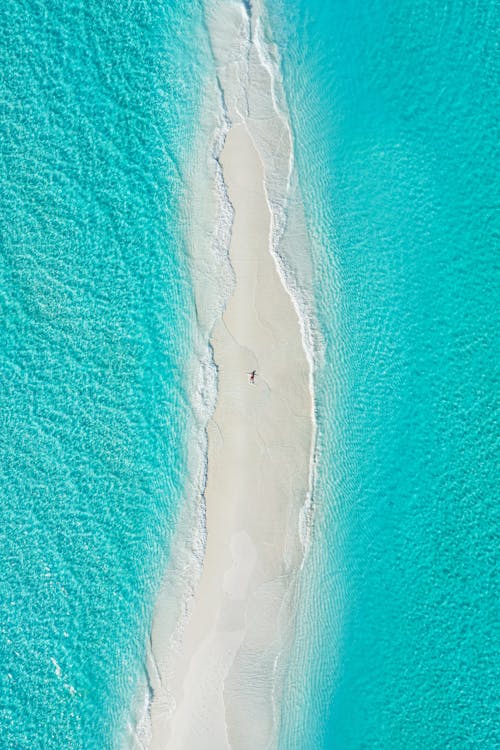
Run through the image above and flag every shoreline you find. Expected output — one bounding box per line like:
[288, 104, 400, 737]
[145, 2, 316, 747]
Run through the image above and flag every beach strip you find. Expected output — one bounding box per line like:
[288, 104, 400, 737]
[147, 4, 313, 747]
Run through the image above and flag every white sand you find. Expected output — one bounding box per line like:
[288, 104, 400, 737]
[146, 4, 313, 748]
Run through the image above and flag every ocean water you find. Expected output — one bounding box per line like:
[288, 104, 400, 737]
[0, 2, 209, 748]
[267, 1, 499, 748]
[2, 0, 498, 748]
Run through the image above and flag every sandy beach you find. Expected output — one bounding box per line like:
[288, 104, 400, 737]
[145, 4, 313, 748]
[149, 119, 312, 748]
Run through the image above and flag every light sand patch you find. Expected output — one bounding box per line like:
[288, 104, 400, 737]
[148, 119, 312, 749]
[145, 2, 315, 747]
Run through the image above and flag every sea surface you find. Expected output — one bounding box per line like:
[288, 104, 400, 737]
[268, 1, 499, 748]
[0, 2, 210, 748]
[1, 1, 498, 749]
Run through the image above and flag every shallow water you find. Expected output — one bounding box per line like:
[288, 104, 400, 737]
[268, 1, 499, 748]
[0, 2, 209, 747]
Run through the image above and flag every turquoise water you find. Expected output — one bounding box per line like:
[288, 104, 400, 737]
[269, 1, 499, 748]
[0, 2, 208, 747]
[2, 1, 498, 748]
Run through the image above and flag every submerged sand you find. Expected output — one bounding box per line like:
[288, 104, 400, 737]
[145, 3, 313, 748]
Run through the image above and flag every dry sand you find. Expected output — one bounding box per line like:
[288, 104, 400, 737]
[147, 119, 313, 749]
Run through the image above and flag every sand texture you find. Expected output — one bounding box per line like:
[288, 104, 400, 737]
[146, 3, 313, 747]
[148, 121, 312, 748]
